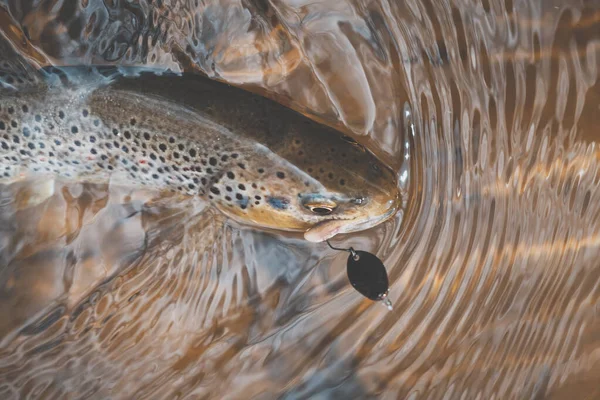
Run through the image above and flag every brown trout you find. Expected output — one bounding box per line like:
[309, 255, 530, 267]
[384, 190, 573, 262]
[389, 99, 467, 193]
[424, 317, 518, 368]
[0, 69, 399, 242]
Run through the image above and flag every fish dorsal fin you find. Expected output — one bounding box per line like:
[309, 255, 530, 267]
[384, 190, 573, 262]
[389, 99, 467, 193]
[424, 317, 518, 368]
[0, 31, 48, 91]
[0, 29, 175, 93]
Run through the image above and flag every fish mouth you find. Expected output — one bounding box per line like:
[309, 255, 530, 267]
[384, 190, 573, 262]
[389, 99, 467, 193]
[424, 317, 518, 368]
[304, 205, 397, 243]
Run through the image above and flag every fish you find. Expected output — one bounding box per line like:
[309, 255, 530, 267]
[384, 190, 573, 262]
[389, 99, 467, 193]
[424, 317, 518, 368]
[0, 67, 400, 242]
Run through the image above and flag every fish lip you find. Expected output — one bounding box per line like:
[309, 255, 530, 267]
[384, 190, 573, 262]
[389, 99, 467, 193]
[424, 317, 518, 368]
[304, 205, 397, 242]
[339, 206, 397, 234]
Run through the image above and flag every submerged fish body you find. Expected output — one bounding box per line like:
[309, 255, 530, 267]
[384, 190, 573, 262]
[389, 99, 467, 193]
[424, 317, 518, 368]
[0, 72, 399, 241]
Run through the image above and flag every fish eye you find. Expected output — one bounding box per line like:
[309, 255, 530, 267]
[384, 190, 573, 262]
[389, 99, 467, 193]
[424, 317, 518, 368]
[301, 195, 337, 215]
[309, 206, 335, 215]
[341, 135, 366, 152]
[341, 135, 357, 144]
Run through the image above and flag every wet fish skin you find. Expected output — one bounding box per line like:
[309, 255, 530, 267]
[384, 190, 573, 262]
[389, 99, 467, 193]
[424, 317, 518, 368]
[0, 73, 400, 241]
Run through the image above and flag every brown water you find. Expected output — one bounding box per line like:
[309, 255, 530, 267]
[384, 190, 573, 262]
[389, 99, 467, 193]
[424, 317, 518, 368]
[1, 0, 600, 399]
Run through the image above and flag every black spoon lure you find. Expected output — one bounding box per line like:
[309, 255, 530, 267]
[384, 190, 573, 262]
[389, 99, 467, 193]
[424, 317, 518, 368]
[327, 240, 393, 311]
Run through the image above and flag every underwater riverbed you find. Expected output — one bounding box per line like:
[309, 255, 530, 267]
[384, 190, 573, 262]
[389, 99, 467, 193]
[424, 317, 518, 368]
[0, 0, 600, 399]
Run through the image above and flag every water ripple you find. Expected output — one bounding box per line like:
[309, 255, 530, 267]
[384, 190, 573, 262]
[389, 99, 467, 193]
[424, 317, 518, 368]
[0, 0, 599, 399]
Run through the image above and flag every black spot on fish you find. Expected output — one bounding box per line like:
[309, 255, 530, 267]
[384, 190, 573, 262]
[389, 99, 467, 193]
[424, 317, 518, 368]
[58, 110, 65, 119]
[27, 142, 35, 150]
[267, 196, 290, 210]
[221, 155, 228, 162]
[82, 109, 89, 117]
[238, 195, 249, 209]
[238, 184, 245, 191]
[143, 132, 150, 140]
[0, 121, 5, 130]
[71, 126, 78, 133]
[189, 148, 197, 157]
[7, 106, 14, 114]
[21, 105, 28, 113]
[34, 115, 41, 122]
[277, 172, 285, 179]
[22, 127, 30, 137]
[340, 179, 345, 185]
[130, 118, 136, 126]
[238, 163, 246, 170]
[11, 120, 17, 128]
[209, 157, 217, 166]
[210, 187, 220, 195]
[226, 186, 232, 192]
[159, 143, 167, 152]
[227, 172, 235, 179]
[124, 131, 131, 139]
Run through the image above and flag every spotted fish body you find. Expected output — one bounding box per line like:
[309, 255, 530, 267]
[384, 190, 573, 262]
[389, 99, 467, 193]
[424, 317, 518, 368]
[0, 71, 399, 241]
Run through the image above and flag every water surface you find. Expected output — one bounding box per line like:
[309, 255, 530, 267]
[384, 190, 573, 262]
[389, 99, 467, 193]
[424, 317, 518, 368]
[0, 0, 600, 399]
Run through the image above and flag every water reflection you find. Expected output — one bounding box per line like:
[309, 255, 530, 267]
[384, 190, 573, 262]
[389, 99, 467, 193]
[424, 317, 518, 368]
[1, 0, 600, 399]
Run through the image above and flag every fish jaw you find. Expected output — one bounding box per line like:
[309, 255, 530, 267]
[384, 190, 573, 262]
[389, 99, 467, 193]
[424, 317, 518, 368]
[303, 200, 398, 242]
[303, 219, 348, 242]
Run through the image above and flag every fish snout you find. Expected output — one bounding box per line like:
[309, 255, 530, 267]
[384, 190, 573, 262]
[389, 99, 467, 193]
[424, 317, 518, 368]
[303, 191, 399, 242]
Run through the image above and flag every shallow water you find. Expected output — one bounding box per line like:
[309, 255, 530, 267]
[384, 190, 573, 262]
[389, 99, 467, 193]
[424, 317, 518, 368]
[1, 0, 600, 399]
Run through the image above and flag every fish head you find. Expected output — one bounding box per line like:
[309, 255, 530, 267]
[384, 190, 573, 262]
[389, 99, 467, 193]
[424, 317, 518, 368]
[214, 134, 400, 242]
[297, 142, 400, 242]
